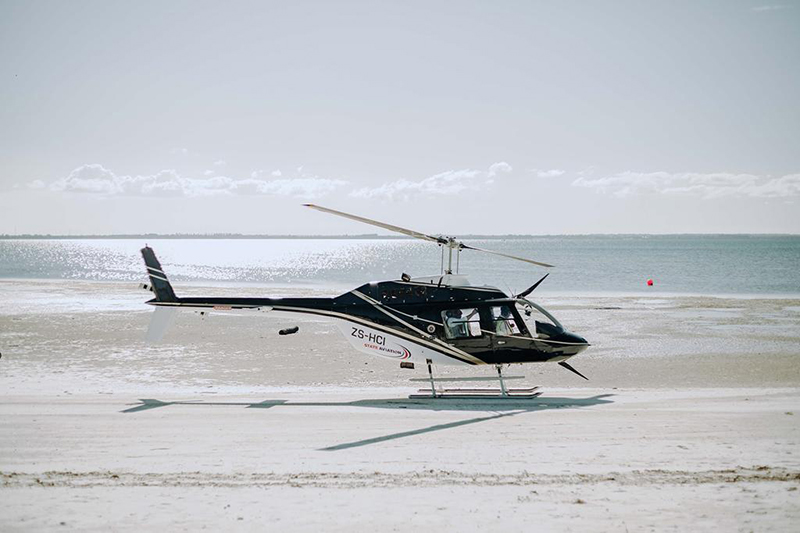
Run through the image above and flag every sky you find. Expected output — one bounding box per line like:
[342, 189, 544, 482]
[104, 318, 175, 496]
[1, 0, 798, 235]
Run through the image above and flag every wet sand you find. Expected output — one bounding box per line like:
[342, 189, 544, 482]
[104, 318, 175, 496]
[1, 281, 799, 530]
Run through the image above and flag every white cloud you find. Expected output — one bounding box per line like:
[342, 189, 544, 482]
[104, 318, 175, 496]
[27, 179, 46, 189]
[52, 164, 122, 194]
[350, 162, 512, 200]
[233, 178, 346, 197]
[45, 164, 346, 199]
[271, 169, 282, 177]
[530, 168, 565, 178]
[488, 161, 513, 177]
[170, 147, 190, 155]
[213, 159, 226, 167]
[572, 171, 800, 199]
[751, 5, 789, 12]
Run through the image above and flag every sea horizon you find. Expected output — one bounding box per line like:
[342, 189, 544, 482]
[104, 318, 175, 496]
[2, 235, 799, 296]
[1, 232, 798, 239]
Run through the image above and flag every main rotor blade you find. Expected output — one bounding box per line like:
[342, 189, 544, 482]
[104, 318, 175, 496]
[518, 273, 550, 298]
[460, 244, 554, 268]
[304, 204, 554, 268]
[304, 204, 446, 244]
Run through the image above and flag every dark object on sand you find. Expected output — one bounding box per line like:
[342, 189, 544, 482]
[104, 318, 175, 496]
[279, 326, 299, 336]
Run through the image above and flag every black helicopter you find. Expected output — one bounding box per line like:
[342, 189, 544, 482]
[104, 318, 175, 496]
[141, 204, 590, 398]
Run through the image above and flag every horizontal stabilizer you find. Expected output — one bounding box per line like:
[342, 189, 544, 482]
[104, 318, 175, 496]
[146, 307, 177, 342]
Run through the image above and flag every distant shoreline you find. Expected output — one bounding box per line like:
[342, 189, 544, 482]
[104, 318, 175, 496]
[1, 233, 797, 240]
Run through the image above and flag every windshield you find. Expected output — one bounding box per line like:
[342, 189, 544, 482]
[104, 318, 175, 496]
[516, 298, 563, 338]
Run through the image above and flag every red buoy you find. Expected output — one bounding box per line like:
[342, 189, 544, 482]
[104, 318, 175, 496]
[647, 278, 654, 286]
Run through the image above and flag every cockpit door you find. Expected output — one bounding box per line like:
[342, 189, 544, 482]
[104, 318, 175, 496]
[439, 306, 492, 353]
[488, 304, 531, 351]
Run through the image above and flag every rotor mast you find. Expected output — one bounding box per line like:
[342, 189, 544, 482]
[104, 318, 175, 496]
[443, 237, 460, 275]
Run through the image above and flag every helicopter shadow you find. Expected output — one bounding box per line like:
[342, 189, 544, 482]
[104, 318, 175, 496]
[122, 394, 614, 451]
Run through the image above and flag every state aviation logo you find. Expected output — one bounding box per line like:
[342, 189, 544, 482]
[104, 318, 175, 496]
[364, 340, 412, 360]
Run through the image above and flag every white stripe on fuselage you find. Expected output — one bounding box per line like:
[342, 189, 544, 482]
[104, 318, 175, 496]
[148, 300, 480, 365]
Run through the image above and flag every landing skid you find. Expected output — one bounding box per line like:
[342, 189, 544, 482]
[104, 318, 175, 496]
[409, 389, 542, 400]
[408, 360, 543, 399]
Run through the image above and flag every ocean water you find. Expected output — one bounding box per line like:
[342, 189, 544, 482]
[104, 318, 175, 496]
[1, 236, 799, 296]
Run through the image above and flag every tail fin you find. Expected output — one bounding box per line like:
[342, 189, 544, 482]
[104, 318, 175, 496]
[141, 246, 177, 302]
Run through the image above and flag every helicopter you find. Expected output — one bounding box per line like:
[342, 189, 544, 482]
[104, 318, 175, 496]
[140, 204, 590, 399]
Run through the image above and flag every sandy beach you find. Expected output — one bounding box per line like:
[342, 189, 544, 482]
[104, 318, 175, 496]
[2, 280, 799, 530]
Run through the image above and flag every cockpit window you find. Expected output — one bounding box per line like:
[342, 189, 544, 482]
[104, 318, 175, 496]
[517, 299, 563, 338]
[441, 308, 482, 339]
[490, 305, 520, 336]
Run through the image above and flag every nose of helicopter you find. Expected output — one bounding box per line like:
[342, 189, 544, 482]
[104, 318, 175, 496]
[558, 330, 590, 352]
